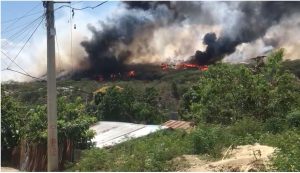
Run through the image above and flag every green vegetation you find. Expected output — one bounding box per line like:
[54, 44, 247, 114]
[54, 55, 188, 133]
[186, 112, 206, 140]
[1, 95, 25, 153]
[181, 49, 299, 124]
[93, 86, 166, 124]
[2, 49, 300, 171]
[68, 130, 192, 171]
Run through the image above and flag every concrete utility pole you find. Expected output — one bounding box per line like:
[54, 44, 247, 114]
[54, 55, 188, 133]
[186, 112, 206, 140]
[44, 1, 58, 171]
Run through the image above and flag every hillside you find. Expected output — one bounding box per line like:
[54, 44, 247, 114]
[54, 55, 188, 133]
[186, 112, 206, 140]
[2, 53, 300, 171]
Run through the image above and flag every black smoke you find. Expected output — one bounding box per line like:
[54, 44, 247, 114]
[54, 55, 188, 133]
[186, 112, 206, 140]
[78, 1, 300, 78]
[80, 14, 153, 78]
[193, 2, 300, 64]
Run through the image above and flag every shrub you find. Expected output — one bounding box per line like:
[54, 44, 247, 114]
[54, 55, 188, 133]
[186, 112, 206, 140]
[263, 117, 287, 134]
[23, 97, 96, 148]
[260, 130, 300, 171]
[94, 86, 166, 124]
[181, 49, 300, 124]
[70, 149, 111, 171]
[191, 125, 231, 158]
[69, 130, 193, 172]
[287, 109, 300, 128]
[1, 95, 26, 162]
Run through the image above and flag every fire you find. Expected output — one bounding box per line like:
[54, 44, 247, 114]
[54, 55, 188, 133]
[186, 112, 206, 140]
[160, 63, 169, 70]
[161, 62, 208, 71]
[127, 70, 136, 78]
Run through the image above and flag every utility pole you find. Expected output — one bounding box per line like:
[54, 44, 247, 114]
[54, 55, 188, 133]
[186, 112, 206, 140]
[44, 1, 58, 171]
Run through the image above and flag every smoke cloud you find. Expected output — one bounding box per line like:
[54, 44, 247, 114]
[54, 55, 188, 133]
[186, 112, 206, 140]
[79, 1, 300, 78]
[3, 1, 300, 81]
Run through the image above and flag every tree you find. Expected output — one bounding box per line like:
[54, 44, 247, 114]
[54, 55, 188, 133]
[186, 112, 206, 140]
[1, 95, 25, 151]
[181, 49, 300, 124]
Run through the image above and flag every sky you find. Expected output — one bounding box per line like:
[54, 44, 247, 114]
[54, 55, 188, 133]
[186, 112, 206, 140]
[1, 1, 120, 82]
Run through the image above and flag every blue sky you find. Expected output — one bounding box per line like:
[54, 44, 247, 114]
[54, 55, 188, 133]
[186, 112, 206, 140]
[1, 1, 120, 37]
[1, 1, 121, 81]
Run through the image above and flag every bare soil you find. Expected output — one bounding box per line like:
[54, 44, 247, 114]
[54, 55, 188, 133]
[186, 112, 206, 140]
[1, 167, 19, 172]
[177, 143, 276, 172]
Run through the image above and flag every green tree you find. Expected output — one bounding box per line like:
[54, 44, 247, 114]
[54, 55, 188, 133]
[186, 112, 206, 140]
[1, 95, 25, 151]
[23, 96, 96, 148]
[181, 49, 300, 124]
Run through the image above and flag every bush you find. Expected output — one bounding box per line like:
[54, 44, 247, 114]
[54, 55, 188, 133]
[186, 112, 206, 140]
[69, 130, 193, 171]
[287, 110, 300, 128]
[94, 86, 166, 124]
[23, 97, 96, 148]
[191, 125, 231, 158]
[1, 95, 25, 162]
[263, 117, 287, 134]
[229, 117, 263, 138]
[260, 130, 300, 171]
[181, 49, 300, 124]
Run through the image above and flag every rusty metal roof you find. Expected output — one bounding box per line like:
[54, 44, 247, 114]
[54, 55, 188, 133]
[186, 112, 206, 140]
[163, 120, 193, 130]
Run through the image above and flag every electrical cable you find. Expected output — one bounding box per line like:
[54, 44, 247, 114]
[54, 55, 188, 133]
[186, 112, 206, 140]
[55, 1, 108, 11]
[2, 2, 42, 32]
[1, 10, 44, 24]
[2, 14, 45, 50]
[3, 68, 43, 80]
[7, 15, 45, 68]
[1, 50, 31, 76]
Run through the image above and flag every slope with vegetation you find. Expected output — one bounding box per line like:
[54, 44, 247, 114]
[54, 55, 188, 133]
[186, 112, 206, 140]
[1, 49, 300, 171]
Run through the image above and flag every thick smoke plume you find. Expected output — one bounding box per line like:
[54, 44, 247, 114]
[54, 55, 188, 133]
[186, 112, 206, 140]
[79, 1, 300, 78]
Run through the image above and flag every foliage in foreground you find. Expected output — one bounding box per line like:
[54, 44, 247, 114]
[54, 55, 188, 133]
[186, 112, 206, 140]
[68, 130, 193, 172]
[1, 95, 25, 151]
[260, 130, 300, 171]
[1, 95, 96, 151]
[24, 97, 96, 148]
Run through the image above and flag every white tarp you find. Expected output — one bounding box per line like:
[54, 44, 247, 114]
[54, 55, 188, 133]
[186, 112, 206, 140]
[90, 121, 168, 148]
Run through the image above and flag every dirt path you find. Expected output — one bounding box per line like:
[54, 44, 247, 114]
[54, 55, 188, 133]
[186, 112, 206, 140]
[178, 143, 276, 172]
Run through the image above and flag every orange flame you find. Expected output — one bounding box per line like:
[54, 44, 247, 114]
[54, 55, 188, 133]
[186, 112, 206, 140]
[128, 70, 136, 77]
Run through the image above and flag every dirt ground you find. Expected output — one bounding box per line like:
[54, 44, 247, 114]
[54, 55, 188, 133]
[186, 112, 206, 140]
[1, 167, 19, 172]
[177, 143, 276, 172]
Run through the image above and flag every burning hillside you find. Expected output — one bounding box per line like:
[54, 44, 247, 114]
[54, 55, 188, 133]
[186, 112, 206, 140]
[67, 1, 300, 80]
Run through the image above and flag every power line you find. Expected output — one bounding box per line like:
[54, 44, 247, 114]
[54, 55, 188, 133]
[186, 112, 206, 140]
[1, 10, 44, 24]
[2, 14, 45, 43]
[55, 1, 108, 11]
[2, 15, 45, 51]
[2, 2, 42, 32]
[1, 50, 32, 76]
[7, 15, 45, 68]
[2, 13, 45, 35]
[2, 68, 43, 80]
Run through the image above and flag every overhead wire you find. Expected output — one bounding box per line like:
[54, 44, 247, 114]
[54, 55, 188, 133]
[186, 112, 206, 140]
[55, 1, 108, 11]
[2, 14, 45, 49]
[1, 50, 36, 77]
[1, 51, 45, 80]
[1, 10, 44, 24]
[2, 1, 108, 81]
[2, 13, 44, 35]
[2, 68, 43, 80]
[6, 15, 45, 68]
[2, 2, 42, 32]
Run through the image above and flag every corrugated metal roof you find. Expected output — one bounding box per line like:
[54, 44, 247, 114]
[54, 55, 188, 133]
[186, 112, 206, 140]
[90, 121, 168, 148]
[163, 120, 193, 130]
